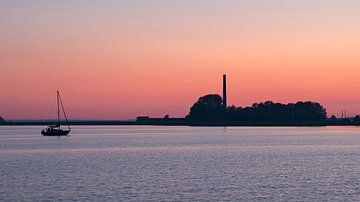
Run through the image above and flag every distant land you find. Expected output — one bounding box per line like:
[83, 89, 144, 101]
[1, 98, 359, 126]
[1, 75, 359, 126]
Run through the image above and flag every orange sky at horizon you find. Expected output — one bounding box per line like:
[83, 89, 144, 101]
[1, 1, 360, 119]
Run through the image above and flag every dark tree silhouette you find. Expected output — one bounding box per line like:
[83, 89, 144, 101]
[0, 116, 4, 124]
[186, 94, 224, 122]
[187, 95, 327, 123]
[354, 115, 360, 125]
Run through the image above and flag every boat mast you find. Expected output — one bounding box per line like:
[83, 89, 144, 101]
[57, 90, 60, 128]
[58, 92, 71, 130]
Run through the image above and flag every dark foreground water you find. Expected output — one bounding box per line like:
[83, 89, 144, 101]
[1, 126, 360, 201]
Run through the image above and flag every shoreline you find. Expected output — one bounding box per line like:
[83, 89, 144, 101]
[0, 120, 359, 127]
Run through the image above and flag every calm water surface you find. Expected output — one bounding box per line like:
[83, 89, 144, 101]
[1, 126, 360, 201]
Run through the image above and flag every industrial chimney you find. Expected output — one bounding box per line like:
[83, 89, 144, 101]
[223, 74, 227, 110]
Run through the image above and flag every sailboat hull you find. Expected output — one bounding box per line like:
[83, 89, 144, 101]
[41, 129, 70, 136]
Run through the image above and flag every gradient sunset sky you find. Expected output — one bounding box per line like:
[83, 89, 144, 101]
[1, 0, 360, 119]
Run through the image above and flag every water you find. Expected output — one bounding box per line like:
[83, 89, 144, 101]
[1, 126, 360, 201]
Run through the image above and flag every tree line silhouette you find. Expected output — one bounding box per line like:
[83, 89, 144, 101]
[1, 95, 359, 126]
[186, 94, 328, 123]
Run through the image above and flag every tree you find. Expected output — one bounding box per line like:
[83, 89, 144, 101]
[292, 101, 327, 121]
[186, 94, 223, 121]
[226, 101, 326, 122]
[187, 95, 327, 123]
[0, 116, 4, 124]
[354, 115, 360, 125]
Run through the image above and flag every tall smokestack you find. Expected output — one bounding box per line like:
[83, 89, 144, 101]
[223, 74, 227, 110]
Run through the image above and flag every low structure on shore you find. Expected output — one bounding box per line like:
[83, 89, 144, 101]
[136, 116, 186, 125]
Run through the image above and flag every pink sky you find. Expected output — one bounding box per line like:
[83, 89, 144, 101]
[1, 1, 360, 119]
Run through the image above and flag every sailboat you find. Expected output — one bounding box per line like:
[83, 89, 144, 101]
[41, 90, 71, 136]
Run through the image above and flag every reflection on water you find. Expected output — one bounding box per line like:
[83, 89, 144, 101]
[1, 126, 360, 201]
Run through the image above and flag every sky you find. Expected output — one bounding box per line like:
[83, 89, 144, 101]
[1, 0, 360, 119]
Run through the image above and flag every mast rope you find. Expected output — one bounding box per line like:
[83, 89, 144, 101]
[58, 92, 71, 130]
